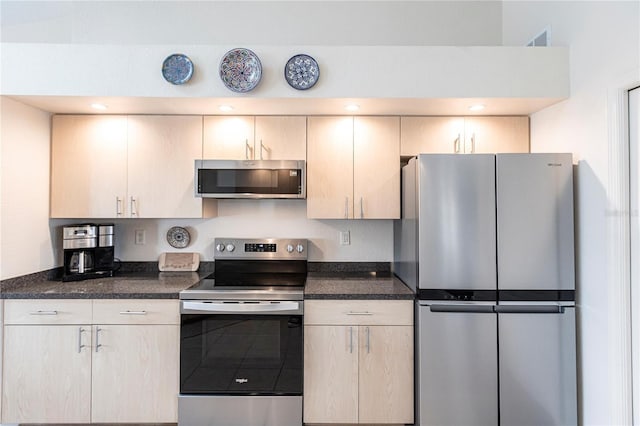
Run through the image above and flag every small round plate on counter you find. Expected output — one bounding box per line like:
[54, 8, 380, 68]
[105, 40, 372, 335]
[162, 53, 194, 85]
[166, 226, 191, 248]
[284, 54, 319, 90]
[219, 48, 262, 93]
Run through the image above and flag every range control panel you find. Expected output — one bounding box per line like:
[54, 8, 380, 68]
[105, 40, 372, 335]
[213, 238, 308, 260]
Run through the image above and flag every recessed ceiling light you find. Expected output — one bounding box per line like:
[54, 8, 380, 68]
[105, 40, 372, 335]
[91, 103, 108, 111]
[219, 105, 234, 112]
[345, 104, 360, 112]
[469, 104, 486, 112]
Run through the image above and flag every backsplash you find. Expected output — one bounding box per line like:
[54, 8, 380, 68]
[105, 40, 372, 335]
[50, 200, 394, 264]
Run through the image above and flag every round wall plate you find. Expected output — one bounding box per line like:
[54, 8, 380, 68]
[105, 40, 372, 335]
[162, 53, 194, 85]
[219, 48, 262, 93]
[284, 54, 320, 90]
[166, 226, 191, 249]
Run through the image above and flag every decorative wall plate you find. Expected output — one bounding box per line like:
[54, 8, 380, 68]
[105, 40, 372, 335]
[161, 53, 194, 85]
[284, 54, 319, 90]
[166, 226, 191, 249]
[219, 48, 262, 93]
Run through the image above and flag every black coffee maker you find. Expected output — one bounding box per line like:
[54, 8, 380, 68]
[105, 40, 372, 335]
[63, 224, 115, 282]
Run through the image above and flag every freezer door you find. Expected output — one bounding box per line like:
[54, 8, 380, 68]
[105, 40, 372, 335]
[417, 154, 497, 290]
[496, 153, 575, 291]
[498, 305, 577, 426]
[417, 302, 498, 426]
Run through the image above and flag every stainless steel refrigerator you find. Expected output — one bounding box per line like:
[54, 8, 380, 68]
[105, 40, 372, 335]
[394, 153, 577, 426]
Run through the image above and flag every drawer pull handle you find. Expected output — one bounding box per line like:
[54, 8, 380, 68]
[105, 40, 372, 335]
[119, 310, 147, 315]
[95, 327, 103, 352]
[78, 327, 87, 353]
[346, 311, 373, 316]
[30, 310, 58, 315]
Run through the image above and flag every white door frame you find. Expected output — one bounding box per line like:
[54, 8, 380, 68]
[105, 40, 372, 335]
[630, 86, 640, 425]
[607, 77, 640, 425]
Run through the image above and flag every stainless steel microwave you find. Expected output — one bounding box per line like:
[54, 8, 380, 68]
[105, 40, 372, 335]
[194, 159, 306, 199]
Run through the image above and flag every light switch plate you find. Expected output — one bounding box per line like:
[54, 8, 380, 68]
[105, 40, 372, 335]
[339, 230, 350, 245]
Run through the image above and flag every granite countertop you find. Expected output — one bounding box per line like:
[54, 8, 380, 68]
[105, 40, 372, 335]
[304, 272, 415, 300]
[0, 271, 206, 299]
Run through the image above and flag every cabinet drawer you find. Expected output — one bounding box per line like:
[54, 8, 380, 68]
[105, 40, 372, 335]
[92, 300, 179, 324]
[4, 299, 92, 324]
[304, 300, 413, 326]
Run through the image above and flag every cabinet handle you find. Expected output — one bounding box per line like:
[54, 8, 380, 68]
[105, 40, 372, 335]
[349, 326, 353, 353]
[29, 310, 58, 315]
[360, 197, 364, 219]
[245, 139, 254, 160]
[130, 197, 138, 216]
[78, 327, 87, 353]
[470, 133, 476, 153]
[95, 326, 103, 352]
[116, 197, 123, 216]
[260, 140, 269, 160]
[345, 197, 349, 219]
[119, 310, 147, 315]
[366, 326, 370, 353]
[454, 134, 461, 153]
[347, 311, 373, 316]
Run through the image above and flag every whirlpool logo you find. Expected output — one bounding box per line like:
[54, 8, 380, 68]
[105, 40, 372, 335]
[235, 378, 248, 384]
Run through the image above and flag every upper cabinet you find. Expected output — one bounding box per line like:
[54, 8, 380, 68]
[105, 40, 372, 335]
[307, 116, 400, 219]
[203, 116, 306, 160]
[401, 116, 529, 155]
[51, 115, 207, 219]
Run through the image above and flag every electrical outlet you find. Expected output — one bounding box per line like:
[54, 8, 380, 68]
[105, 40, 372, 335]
[339, 230, 350, 246]
[134, 229, 146, 245]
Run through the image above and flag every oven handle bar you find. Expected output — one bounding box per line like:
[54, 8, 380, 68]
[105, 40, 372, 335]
[181, 300, 303, 315]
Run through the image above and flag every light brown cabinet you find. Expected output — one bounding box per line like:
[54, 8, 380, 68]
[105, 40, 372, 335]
[51, 115, 207, 218]
[203, 115, 306, 160]
[401, 116, 529, 155]
[303, 300, 414, 425]
[307, 116, 400, 219]
[2, 299, 179, 424]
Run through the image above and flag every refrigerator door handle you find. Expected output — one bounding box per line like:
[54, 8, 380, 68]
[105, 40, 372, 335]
[429, 304, 495, 313]
[495, 305, 565, 314]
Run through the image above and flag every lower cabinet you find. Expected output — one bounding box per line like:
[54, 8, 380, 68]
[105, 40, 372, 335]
[304, 300, 414, 425]
[1, 299, 179, 424]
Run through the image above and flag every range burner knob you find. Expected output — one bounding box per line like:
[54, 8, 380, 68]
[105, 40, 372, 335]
[216, 243, 225, 252]
[296, 244, 305, 253]
[226, 243, 236, 252]
[286, 244, 294, 253]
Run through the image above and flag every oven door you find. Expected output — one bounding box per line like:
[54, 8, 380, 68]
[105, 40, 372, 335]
[180, 300, 303, 396]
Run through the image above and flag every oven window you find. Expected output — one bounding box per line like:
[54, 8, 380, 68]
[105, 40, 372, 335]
[180, 314, 303, 395]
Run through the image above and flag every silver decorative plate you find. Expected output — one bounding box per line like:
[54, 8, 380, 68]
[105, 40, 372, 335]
[166, 226, 191, 249]
[219, 48, 262, 93]
[284, 54, 319, 90]
[162, 53, 194, 85]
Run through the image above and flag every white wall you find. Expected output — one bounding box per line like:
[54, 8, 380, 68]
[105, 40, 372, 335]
[0, 97, 54, 280]
[52, 201, 394, 263]
[502, 2, 640, 425]
[0, 1, 503, 46]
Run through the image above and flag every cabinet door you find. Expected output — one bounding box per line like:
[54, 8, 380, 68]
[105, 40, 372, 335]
[254, 116, 306, 160]
[51, 115, 128, 218]
[2, 325, 92, 423]
[91, 325, 179, 423]
[203, 116, 255, 159]
[359, 325, 414, 424]
[464, 116, 529, 153]
[303, 325, 359, 423]
[127, 115, 203, 218]
[400, 116, 465, 155]
[354, 116, 400, 219]
[307, 116, 354, 219]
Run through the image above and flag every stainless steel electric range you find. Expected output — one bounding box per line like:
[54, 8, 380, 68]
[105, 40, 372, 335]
[178, 238, 307, 426]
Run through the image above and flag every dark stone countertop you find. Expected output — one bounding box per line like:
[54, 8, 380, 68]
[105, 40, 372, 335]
[304, 272, 415, 300]
[0, 271, 206, 299]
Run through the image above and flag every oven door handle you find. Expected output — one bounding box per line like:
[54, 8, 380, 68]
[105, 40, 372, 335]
[182, 300, 302, 314]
